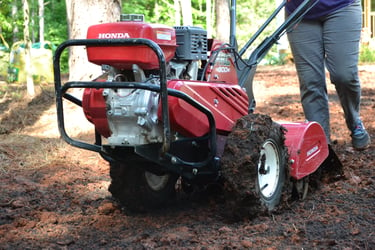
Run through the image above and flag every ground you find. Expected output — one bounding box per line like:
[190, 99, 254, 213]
[0, 64, 374, 249]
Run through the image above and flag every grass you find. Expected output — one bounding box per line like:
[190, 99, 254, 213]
[359, 44, 375, 63]
[0, 83, 26, 101]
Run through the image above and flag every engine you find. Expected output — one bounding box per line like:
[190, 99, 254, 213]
[83, 15, 209, 146]
[103, 65, 162, 145]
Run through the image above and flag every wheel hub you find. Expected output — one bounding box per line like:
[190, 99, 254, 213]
[144, 172, 170, 191]
[257, 140, 280, 199]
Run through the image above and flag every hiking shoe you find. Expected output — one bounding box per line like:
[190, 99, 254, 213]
[351, 120, 371, 150]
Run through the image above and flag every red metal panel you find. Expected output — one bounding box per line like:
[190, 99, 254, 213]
[166, 80, 248, 137]
[281, 121, 329, 180]
[205, 40, 239, 85]
[82, 80, 249, 139]
[82, 88, 110, 137]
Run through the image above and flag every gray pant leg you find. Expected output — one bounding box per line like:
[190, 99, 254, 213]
[287, 0, 363, 141]
[324, 0, 362, 132]
[287, 19, 331, 140]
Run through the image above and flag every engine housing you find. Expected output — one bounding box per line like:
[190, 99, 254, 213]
[86, 18, 177, 70]
[104, 80, 162, 146]
[82, 17, 242, 147]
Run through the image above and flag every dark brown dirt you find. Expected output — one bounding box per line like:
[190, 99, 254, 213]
[0, 64, 374, 249]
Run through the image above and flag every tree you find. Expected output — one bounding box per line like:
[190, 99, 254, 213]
[38, 0, 44, 43]
[65, 0, 122, 80]
[206, 0, 213, 38]
[0, 0, 281, 80]
[215, 0, 229, 42]
[174, 0, 181, 26]
[23, 0, 35, 96]
[11, 1, 19, 43]
[180, 0, 193, 26]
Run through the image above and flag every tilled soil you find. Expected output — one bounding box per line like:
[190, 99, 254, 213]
[0, 64, 374, 249]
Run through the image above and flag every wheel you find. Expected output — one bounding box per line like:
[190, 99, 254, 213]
[108, 161, 178, 211]
[256, 135, 286, 211]
[221, 114, 288, 216]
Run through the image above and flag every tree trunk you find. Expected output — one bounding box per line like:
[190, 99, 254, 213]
[65, 0, 122, 81]
[174, 0, 181, 26]
[215, 0, 230, 42]
[180, 0, 192, 26]
[12, 1, 18, 44]
[206, 0, 213, 38]
[38, 0, 44, 44]
[23, 0, 35, 97]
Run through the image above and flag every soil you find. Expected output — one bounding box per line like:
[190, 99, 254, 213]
[0, 64, 374, 249]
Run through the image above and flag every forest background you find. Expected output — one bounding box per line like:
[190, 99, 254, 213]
[0, 0, 285, 50]
[0, 0, 374, 96]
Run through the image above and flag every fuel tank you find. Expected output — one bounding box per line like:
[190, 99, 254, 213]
[86, 20, 176, 69]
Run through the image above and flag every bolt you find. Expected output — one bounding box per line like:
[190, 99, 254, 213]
[138, 116, 146, 126]
[171, 157, 178, 164]
[213, 98, 219, 107]
[260, 184, 269, 191]
[121, 107, 128, 115]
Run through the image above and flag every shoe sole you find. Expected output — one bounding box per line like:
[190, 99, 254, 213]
[352, 132, 371, 150]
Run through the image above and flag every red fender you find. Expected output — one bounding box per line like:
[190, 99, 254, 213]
[280, 121, 329, 180]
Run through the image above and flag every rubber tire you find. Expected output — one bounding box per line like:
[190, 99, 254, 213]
[109, 161, 178, 212]
[255, 124, 287, 212]
[221, 114, 288, 217]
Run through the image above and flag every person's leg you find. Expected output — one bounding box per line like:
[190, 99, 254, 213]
[323, 0, 361, 131]
[287, 20, 331, 141]
[323, 0, 370, 148]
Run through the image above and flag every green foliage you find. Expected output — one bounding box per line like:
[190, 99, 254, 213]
[0, 0, 285, 55]
[191, 0, 206, 26]
[44, 1, 69, 73]
[0, 0, 69, 74]
[122, 0, 206, 27]
[0, 0, 68, 46]
[44, 1, 68, 44]
[122, 0, 155, 22]
[121, 0, 276, 58]
[359, 44, 375, 63]
[0, 0, 21, 43]
[263, 51, 289, 65]
[0, 1, 12, 34]
[1, 0, 372, 75]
